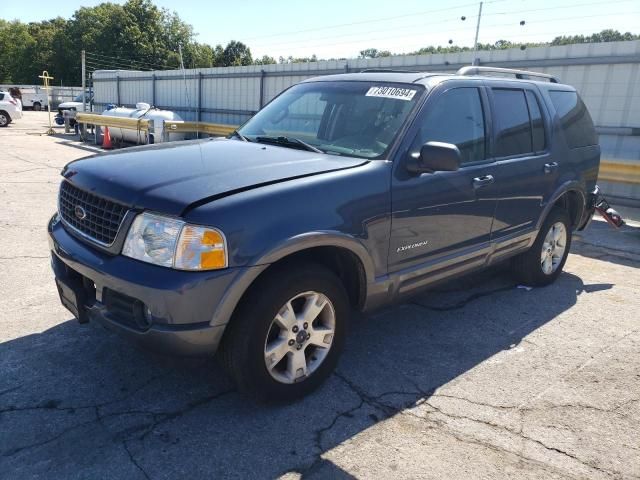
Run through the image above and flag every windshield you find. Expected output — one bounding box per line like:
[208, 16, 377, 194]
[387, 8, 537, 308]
[238, 81, 423, 159]
[73, 93, 91, 102]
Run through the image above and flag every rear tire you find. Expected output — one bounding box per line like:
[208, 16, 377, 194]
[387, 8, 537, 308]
[33, 102, 42, 111]
[512, 207, 572, 286]
[220, 262, 349, 402]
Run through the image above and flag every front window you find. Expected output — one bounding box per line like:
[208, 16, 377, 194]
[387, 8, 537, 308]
[239, 81, 423, 159]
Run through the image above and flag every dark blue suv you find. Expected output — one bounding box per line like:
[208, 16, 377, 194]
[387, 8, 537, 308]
[49, 67, 600, 400]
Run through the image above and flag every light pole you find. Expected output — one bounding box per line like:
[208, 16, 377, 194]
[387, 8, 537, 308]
[472, 2, 483, 66]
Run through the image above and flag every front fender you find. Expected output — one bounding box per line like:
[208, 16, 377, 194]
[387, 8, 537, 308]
[209, 231, 376, 328]
[256, 231, 376, 283]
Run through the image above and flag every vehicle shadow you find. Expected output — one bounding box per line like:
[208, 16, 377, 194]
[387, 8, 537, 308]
[0, 267, 613, 479]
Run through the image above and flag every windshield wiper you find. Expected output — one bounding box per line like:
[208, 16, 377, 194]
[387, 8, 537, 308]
[255, 135, 323, 153]
[230, 130, 250, 142]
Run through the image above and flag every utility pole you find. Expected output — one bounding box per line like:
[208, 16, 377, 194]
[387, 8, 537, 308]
[81, 50, 86, 112]
[472, 2, 483, 66]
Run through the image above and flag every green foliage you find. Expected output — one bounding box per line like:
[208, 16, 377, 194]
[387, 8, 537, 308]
[0, 0, 253, 83]
[359, 48, 391, 58]
[222, 40, 253, 66]
[551, 29, 639, 45]
[254, 55, 277, 65]
[278, 54, 318, 64]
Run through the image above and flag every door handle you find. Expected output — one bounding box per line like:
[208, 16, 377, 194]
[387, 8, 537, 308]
[472, 175, 494, 189]
[544, 162, 559, 174]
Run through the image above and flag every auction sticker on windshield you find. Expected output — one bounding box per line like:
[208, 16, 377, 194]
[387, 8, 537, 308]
[365, 86, 417, 101]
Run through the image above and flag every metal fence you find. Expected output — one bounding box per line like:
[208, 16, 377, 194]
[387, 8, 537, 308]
[92, 40, 640, 204]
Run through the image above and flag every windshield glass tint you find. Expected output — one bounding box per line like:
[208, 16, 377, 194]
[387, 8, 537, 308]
[239, 81, 422, 158]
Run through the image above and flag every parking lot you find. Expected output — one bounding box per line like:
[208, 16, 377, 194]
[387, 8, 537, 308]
[1, 112, 639, 479]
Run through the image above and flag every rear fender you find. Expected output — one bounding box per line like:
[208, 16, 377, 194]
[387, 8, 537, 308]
[536, 181, 586, 232]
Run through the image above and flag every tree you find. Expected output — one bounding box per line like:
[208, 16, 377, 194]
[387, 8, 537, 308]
[222, 40, 252, 66]
[278, 54, 318, 64]
[0, 20, 37, 83]
[254, 55, 277, 65]
[359, 48, 391, 59]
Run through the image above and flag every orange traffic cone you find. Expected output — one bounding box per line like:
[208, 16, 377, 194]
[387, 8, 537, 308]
[102, 126, 113, 150]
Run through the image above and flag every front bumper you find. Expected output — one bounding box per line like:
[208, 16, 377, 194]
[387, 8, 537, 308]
[48, 214, 251, 356]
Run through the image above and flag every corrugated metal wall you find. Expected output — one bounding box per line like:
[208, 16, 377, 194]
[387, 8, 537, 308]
[93, 40, 640, 203]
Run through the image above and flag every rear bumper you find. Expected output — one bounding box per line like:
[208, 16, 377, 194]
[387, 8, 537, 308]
[48, 214, 259, 356]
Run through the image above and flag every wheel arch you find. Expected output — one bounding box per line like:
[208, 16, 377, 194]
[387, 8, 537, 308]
[210, 233, 374, 329]
[0, 110, 11, 124]
[537, 182, 586, 231]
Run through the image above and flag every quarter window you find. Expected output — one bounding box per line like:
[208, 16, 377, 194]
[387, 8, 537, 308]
[493, 89, 532, 157]
[525, 90, 545, 152]
[412, 87, 486, 164]
[548, 90, 597, 148]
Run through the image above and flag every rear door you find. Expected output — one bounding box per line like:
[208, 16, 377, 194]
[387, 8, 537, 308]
[488, 83, 556, 240]
[389, 83, 499, 277]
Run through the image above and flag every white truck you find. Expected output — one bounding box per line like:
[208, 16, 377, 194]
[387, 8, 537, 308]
[9, 87, 48, 111]
[22, 90, 49, 111]
[0, 91, 23, 126]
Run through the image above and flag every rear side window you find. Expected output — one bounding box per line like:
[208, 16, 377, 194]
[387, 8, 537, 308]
[525, 91, 545, 152]
[492, 89, 532, 157]
[548, 90, 597, 148]
[412, 87, 486, 164]
[0, 93, 4, 100]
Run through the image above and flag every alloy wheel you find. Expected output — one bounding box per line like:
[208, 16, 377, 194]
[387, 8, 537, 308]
[264, 291, 336, 384]
[540, 221, 567, 275]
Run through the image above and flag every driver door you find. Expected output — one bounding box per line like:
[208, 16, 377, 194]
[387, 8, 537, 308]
[389, 84, 499, 285]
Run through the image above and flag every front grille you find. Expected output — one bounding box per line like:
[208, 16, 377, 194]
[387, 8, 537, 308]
[59, 181, 128, 245]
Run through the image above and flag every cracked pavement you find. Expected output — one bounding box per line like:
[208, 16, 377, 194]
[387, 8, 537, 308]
[1, 113, 639, 479]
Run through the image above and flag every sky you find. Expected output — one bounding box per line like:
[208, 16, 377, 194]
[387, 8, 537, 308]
[3, 0, 639, 59]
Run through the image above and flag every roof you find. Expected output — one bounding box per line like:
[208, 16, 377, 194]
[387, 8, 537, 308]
[302, 68, 570, 88]
[302, 71, 449, 85]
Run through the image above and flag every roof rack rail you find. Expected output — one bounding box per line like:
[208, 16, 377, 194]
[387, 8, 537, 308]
[456, 66, 559, 83]
[359, 68, 421, 73]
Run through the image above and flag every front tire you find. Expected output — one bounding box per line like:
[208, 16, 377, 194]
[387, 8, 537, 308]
[33, 102, 42, 111]
[512, 207, 572, 286]
[220, 263, 349, 402]
[0, 111, 10, 127]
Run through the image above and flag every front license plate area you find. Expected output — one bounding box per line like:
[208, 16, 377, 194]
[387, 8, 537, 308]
[56, 277, 89, 323]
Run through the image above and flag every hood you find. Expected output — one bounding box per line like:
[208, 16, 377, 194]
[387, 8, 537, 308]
[62, 138, 368, 215]
[58, 101, 82, 109]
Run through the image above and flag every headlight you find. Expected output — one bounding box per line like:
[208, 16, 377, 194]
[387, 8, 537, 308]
[122, 212, 227, 270]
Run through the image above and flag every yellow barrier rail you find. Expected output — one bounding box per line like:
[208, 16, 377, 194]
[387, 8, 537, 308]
[76, 112, 152, 132]
[164, 121, 236, 138]
[599, 161, 640, 185]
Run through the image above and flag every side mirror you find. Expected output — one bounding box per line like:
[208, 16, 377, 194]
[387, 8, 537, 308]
[407, 141, 461, 174]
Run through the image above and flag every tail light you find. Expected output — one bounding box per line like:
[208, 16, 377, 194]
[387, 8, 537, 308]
[8, 98, 17, 106]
